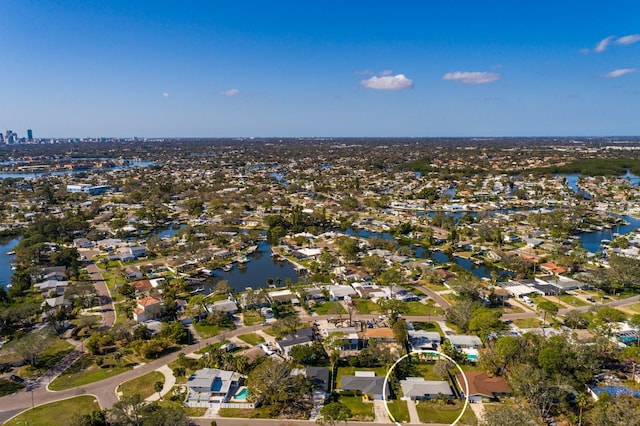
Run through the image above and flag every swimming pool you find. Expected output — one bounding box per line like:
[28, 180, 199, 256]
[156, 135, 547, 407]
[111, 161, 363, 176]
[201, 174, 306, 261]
[234, 387, 249, 400]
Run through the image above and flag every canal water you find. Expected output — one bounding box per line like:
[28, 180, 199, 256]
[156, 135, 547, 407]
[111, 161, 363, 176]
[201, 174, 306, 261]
[0, 159, 153, 179]
[211, 241, 300, 292]
[578, 215, 640, 253]
[0, 237, 21, 289]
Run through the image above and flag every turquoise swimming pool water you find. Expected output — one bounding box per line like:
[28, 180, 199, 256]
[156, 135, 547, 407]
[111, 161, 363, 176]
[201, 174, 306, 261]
[234, 388, 249, 400]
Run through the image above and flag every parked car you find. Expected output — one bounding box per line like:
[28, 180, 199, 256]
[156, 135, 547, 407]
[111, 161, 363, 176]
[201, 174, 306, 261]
[10, 375, 25, 384]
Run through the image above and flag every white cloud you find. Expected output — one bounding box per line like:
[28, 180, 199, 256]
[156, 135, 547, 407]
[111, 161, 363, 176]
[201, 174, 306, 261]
[604, 68, 637, 78]
[379, 69, 393, 76]
[442, 71, 500, 84]
[594, 36, 615, 53]
[360, 74, 414, 90]
[616, 34, 640, 45]
[162, 92, 170, 98]
[220, 88, 240, 97]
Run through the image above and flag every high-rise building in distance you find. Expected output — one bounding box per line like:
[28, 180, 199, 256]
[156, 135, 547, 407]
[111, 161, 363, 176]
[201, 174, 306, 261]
[27, 129, 33, 141]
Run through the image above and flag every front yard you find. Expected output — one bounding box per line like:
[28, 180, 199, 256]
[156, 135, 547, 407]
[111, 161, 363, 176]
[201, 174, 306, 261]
[339, 395, 375, 421]
[4, 395, 100, 426]
[415, 399, 477, 425]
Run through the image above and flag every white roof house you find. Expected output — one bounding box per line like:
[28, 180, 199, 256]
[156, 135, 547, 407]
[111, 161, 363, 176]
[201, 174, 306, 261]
[448, 335, 483, 350]
[328, 285, 357, 300]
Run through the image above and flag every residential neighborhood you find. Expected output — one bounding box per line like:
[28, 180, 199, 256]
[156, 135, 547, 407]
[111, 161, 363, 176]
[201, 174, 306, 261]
[0, 138, 640, 426]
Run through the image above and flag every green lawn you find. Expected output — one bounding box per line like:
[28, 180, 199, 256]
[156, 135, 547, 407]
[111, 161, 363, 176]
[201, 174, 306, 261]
[340, 396, 375, 421]
[237, 333, 265, 346]
[218, 407, 275, 418]
[118, 370, 164, 399]
[4, 395, 100, 426]
[412, 321, 444, 336]
[415, 400, 477, 425]
[192, 323, 227, 339]
[242, 309, 265, 326]
[404, 301, 445, 316]
[49, 356, 132, 391]
[387, 400, 410, 423]
[0, 379, 25, 397]
[513, 318, 542, 329]
[531, 295, 562, 311]
[314, 301, 347, 315]
[354, 299, 380, 314]
[414, 363, 444, 381]
[625, 302, 640, 313]
[422, 282, 449, 292]
[19, 339, 75, 378]
[558, 294, 589, 307]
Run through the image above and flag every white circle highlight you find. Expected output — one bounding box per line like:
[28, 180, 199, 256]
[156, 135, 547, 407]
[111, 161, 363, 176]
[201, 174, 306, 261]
[382, 350, 470, 426]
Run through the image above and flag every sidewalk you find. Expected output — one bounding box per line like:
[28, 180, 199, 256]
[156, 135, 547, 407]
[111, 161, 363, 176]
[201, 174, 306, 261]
[145, 365, 176, 402]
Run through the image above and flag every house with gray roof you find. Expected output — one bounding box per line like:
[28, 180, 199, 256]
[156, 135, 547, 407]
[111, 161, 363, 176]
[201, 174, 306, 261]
[340, 372, 390, 400]
[400, 378, 453, 400]
[447, 335, 483, 350]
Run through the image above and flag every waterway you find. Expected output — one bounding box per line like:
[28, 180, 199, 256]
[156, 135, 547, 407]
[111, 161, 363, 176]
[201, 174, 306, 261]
[577, 215, 640, 253]
[211, 241, 300, 292]
[0, 159, 153, 179]
[346, 227, 511, 280]
[0, 237, 21, 289]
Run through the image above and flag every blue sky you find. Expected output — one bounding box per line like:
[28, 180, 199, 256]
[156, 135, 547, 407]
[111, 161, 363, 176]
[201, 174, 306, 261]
[1, 1, 639, 138]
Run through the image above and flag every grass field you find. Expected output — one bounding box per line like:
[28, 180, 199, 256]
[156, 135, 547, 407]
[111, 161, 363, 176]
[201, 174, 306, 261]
[340, 396, 375, 421]
[558, 294, 589, 307]
[237, 333, 265, 346]
[192, 322, 229, 339]
[19, 339, 75, 378]
[422, 282, 450, 292]
[387, 400, 410, 423]
[218, 407, 274, 418]
[314, 301, 347, 315]
[49, 356, 132, 391]
[0, 379, 25, 397]
[625, 302, 640, 313]
[412, 321, 444, 336]
[354, 299, 380, 314]
[404, 300, 445, 316]
[5, 395, 100, 426]
[513, 318, 542, 329]
[415, 400, 477, 425]
[118, 370, 164, 399]
[242, 309, 265, 326]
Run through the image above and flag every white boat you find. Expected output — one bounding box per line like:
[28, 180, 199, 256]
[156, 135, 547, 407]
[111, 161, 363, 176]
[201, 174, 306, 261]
[222, 264, 232, 272]
[6, 251, 15, 255]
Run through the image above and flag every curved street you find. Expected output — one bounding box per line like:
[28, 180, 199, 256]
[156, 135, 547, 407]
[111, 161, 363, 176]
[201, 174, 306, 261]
[2, 290, 640, 424]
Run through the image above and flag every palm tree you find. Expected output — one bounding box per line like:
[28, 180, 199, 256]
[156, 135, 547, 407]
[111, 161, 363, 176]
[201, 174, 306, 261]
[154, 381, 164, 400]
[576, 392, 588, 426]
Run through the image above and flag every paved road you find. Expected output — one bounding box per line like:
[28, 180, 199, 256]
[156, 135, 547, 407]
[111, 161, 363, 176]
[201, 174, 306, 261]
[86, 263, 116, 329]
[413, 283, 452, 310]
[0, 324, 266, 424]
[2, 283, 639, 424]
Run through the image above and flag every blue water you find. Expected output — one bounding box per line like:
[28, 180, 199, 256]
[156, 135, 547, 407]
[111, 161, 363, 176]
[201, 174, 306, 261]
[213, 241, 300, 292]
[345, 226, 511, 280]
[234, 388, 249, 400]
[153, 223, 186, 239]
[0, 237, 21, 288]
[0, 159, 152, 179]
[577, 215, 640, 253]
[430, 250, 512, 280]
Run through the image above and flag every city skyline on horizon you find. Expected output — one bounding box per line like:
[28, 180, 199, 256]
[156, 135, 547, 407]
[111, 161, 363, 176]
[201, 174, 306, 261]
[1, 1, 639, 138]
